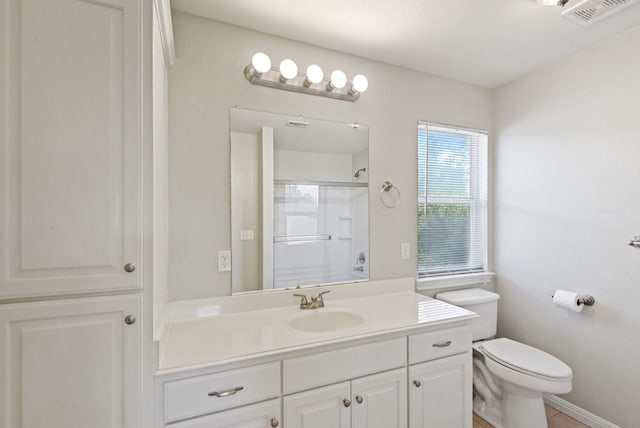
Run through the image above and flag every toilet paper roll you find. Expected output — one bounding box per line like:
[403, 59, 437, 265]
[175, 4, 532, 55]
[553, 290, 583, 313]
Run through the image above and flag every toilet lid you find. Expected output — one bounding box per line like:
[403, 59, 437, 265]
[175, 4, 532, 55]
[479, 338, 572, 380]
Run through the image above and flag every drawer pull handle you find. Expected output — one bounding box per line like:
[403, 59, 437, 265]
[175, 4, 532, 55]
[413, 380, 422, 388]
[432, 340, 452, 348]
[343, 398, 351, 408]
[355, 395, 364, 404]
[208, 386, 244, 397]
[270, 417, 279, 427]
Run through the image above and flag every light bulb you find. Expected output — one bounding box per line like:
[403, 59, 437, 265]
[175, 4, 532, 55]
[279, 59, 298, 80]
[329, 70, 347, 90]
[351, 74, 368, 93]
[251, 52, 271, 74]
[305, 64, 324, 85]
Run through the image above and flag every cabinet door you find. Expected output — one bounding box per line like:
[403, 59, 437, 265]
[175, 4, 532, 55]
[0, 0, 143, 299]
[0, 294, 141, 428]
[409, 353, 472, 428]
[284, 382, 351, 428]
[168, 399, 281, 428]
[352, 368, 407, 428]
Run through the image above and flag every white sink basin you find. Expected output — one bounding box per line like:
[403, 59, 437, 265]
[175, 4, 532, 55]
[288, 309, 365, 333]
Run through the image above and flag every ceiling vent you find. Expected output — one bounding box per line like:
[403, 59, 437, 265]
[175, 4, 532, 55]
[562, 0, 640, 25]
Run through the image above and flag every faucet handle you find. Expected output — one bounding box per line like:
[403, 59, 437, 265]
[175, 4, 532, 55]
[314, 290, 331, 306]
[317, 290, 331, 299]
[293, 293, 309, 307]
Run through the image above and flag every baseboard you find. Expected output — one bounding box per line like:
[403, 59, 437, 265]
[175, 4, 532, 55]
[544, 395, 620, 428]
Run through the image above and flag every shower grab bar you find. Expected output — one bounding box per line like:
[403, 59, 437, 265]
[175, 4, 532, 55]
[274, 234, 332, 243]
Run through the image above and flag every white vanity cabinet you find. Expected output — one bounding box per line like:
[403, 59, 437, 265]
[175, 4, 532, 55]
[156, 296, 475, 428]
[283, 338, 407, 428]
[408, 325, 473, 428]
[284, 368, 407, 428]
[0, 0, 144, 299]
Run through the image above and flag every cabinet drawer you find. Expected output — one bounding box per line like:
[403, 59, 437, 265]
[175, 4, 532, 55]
[283, 337, 406, 394]
[409, 326, 471, 364]
[164, 362, 280, 422]
[166, 398, 281, 427]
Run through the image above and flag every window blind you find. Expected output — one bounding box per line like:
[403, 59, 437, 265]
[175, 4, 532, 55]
[417, 122, 488, 277]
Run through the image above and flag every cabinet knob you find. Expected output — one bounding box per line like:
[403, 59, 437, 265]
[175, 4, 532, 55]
[413, 380, 421, 388]
[343, 398, 351, 408]
[124, 315, 136, 325]
[355, 395, 364, 404]
[124, 262, 136, 273]
[270, 417, 279, 427]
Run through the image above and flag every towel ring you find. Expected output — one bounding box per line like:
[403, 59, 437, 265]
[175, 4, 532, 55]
[380, 181, 400, 208]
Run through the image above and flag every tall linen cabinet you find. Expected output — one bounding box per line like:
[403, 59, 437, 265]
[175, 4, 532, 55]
[0, 0, 159, 427]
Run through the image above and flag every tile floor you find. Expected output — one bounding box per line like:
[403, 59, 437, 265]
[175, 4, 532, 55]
[473, 405, 589, 428]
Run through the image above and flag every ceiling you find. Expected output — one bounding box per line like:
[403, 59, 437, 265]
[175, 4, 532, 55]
[171, 0, 640, 88]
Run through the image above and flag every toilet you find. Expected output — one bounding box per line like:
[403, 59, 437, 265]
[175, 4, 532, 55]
[436, 288, 572, 428]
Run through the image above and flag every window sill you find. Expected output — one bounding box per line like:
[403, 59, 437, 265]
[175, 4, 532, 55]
[415, 272, 495, 293]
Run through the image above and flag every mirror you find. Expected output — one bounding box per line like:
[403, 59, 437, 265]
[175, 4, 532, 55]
[230, 108, 369, 293]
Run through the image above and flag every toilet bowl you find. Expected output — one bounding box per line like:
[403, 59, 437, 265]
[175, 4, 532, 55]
[436, 289, 572, 428]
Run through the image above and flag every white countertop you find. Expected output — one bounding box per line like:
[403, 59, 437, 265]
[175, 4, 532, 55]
[157, 279, 476, 374]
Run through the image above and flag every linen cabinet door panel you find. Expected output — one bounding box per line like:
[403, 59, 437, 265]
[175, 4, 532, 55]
[167, 399, 281, 428]
[284, 382, 351, 428]
[409, 353, 472, 428]
[0, 0, 143, 299]
[351, 368, 407, 428]
[0, 294, 141, 428]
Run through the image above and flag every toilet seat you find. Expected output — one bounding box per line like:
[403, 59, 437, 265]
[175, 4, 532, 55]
[479, 338, 572, 381]
[475, 338, 573, 395]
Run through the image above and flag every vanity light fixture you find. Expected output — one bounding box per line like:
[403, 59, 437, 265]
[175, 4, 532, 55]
[279, 59, 298, 82]
[328, 70, 347, 91]
[245, 52, 271, 82]
[243, 52, 368, 102]
[350, 74, 369, 95]
[304, 64, 324, 87]
[537, 0, 569, 6]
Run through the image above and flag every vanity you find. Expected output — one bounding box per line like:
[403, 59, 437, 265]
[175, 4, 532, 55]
[154, 278, 476, 428]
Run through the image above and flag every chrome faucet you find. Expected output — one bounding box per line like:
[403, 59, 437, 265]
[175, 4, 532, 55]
[293, 290, 331, 309]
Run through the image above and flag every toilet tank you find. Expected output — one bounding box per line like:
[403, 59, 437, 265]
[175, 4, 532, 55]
[436, 288, 500, 341]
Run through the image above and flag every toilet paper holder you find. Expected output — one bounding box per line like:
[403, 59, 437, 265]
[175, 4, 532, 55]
[551, 293, 595, 306]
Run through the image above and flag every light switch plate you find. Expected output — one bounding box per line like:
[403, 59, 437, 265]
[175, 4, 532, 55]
[240, 230, 255, 240]
[401, 242, 410, 260]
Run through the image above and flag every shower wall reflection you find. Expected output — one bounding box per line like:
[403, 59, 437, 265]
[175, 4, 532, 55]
[274, 182, 368, 288]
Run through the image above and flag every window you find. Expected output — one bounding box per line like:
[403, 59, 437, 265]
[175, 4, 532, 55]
[418, 122, 488, 277]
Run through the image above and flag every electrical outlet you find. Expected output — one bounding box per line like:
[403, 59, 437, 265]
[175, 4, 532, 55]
[401, 242, 410, 260]
[218, 250, 231, 272]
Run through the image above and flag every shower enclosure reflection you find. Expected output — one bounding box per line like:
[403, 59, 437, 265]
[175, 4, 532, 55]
[230, 108, 369, 293]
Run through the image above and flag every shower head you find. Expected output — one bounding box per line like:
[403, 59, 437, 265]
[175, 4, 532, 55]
[354, 168, 366, 178]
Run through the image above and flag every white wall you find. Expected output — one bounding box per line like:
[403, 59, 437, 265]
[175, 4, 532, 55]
[492, 26, 640, 427]
[274, 150, 353, 182]
[168, 12, 491, 300]
[152, 10, 169, 340]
